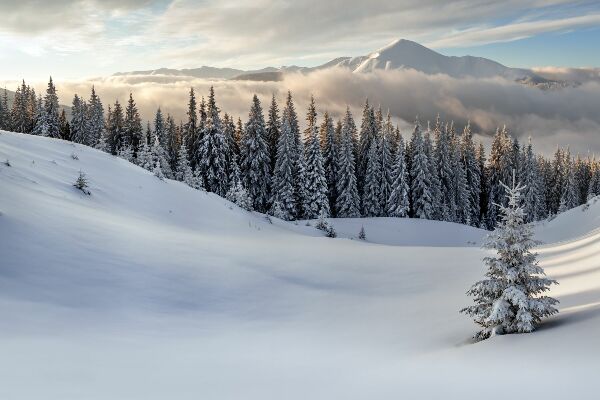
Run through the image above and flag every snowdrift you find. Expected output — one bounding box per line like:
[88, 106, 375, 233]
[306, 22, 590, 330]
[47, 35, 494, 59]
[1, 131, 599, 400]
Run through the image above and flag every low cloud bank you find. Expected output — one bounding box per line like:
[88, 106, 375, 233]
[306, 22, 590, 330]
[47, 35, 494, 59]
[6, 67, 600, 155]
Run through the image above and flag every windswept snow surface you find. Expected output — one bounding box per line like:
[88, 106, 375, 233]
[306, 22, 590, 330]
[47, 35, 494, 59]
[1, 131, 599, 399]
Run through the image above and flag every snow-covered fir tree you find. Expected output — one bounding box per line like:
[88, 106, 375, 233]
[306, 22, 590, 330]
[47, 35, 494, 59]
[521, 138, 542, 222]
[486, 126, 515, 226]
[379, 112, 394, 215]
[357, 99, 377, 195]
[461, 173, 558, 341]
[198, 87, 228, 196]
[303, 97, 330, 219]
[175, 142, 195, 186]
[335, 107, 360, 217]
[0, 88, 10, 130]
[184, 88, 199, 169]
[59, 109, 71, 140]
[461, 122, 481, 226]
[70, 94, 88, 144]
[108, 101, 125, 154]
[387, 134, 410, 217]
[559, 154, 578, 212]
[241, 94, 271, 212]
[136, 128, 153, 171]
[124, 93, 143, 155]
[87, 86, 104, 146]
[31, 95, 48, 136]
[151, 127, 173, 179]
[226, 154, 252, 211]
[451, 125, 469, 224]
[270, 103, 299, 220]
[434, 118, 457, 221]
[410, 121, 434, 219]
[266, 94, 280, 174]
[319, 111, 337, 214]
[43, 77, 61, 138]
[362, 139, 383, 217]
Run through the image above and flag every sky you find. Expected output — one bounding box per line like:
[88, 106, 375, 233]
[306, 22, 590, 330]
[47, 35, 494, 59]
[0, 0, 599, 80]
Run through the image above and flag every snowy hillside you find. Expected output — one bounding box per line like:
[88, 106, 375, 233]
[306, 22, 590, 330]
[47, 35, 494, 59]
[1, 132, 599, 399]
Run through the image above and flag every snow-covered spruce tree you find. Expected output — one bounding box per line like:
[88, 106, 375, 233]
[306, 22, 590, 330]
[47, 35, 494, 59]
[226, 153, 253, 211]
[358, 226, 366, 240]
[124, 93, 143, 156]
[357, 99, 377, 196]
[175, 142, 195, 186]
[86, 86, 104, 146]
[379, 112, 394, 215]
[486, 126, 515, 227]
[109, 100, 126, 155]
[183, 88, 199, 169]
[335, 107, 360, 217]
[270, 107, 298, 221]
[266, 94, 281, 174]
[10, 81, 30, 133]
[410, 122, 434, 219]
[434, 119, 456, 221]
[151, 128, 173, 179]
[362, 139, 383, 217]
[59, 109, 71, 141]
[73, 170, 90, 195]
[559, 154, 578, 212]
[588, 162, 600, 200]
[423, 125, 442, 220]
[521, 138, 542, 222]
[315, 209, 336, 238]
[451, 125, 469, 224]
[282, 91, 308, 218]
[387, 134, 410, 217]
[461, 174, 558, 341]
[303, 97, 330, 219]
[31, 95, 48, 136]
[0, 88, 10, 130]
[461, 122, 481, 226]
[198, 87, 228, 196]
[320, 111, 337, 214]
[43, 77, 61, 138]
[136, 125, 153, 170]
[164, 114, 179, 172]
[70, 94, 88, 144]
[153, 159, 164, 180]
[241, 94, 271, 212]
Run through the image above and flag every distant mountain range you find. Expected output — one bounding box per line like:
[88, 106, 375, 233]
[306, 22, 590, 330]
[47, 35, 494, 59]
[114, 39, 565, 88]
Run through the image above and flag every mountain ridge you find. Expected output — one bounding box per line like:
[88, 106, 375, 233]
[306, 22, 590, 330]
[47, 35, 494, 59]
[113, 39, 559, 87]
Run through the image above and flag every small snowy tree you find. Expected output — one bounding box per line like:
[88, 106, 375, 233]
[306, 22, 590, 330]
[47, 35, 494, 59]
[175, 142, 195, 186]
[226, 154, 253, 211]
[461, 173, 558, 341]
[358, 226, 366, 240]
[315, 209, 336, 238]
[73, 170, 90, 195]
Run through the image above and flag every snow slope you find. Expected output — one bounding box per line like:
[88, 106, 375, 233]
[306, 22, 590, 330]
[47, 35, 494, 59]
[1, 132, 599, 399]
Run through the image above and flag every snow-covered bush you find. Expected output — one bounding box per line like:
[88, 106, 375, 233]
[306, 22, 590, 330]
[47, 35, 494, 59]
[226, 182, 253, 211]
[73, 170, 90, 195]
[461, 176, 558, 341]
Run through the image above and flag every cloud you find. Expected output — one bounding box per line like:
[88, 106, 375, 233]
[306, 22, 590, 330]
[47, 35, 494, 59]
[532, 67, 600, 83]
[15, 67, 596, 156]
[426, 13, 600, 48]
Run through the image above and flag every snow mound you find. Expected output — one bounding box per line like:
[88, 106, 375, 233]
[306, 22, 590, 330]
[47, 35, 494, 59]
[534, 196, 600, 244]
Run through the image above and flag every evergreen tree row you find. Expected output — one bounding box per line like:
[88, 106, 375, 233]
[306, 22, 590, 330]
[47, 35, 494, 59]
[2, 78, 598, 228]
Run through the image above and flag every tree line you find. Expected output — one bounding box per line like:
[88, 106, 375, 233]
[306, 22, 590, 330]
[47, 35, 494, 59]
[1, 77, 598, 229]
